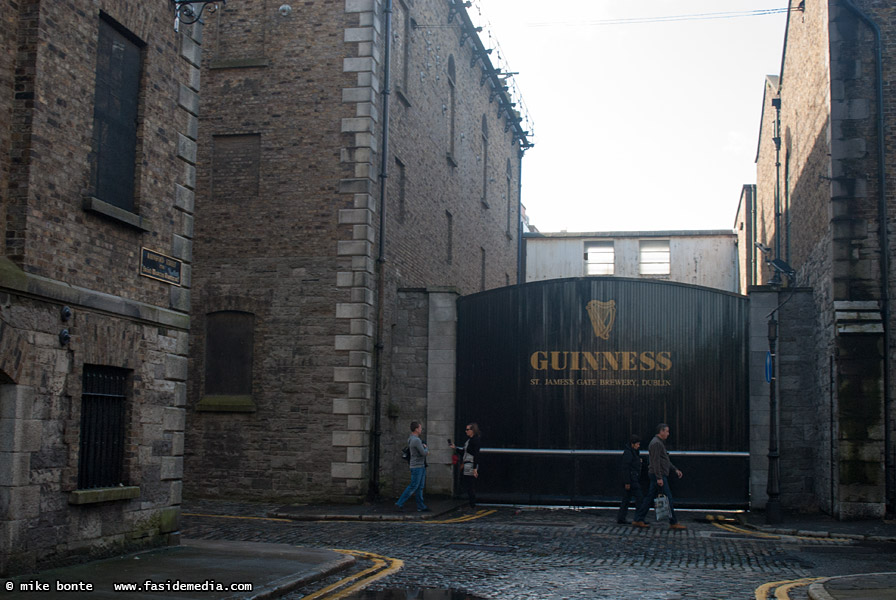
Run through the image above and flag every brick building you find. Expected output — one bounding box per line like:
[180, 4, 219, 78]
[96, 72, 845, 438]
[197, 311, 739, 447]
[184, 0, 531, 502]
[736, 0, 895, 518]
[0, 1, 202, 575]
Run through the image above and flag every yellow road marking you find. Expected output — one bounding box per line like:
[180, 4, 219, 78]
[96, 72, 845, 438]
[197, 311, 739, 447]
[754, 577, 823, 600]
[773, 578, 823, 599]
[713, 522, 780, 539]
[299, 550, 403, 600]
[713, 521, 853, 543]
[426, 509, 497, 524]
[182, 512, 295, 523]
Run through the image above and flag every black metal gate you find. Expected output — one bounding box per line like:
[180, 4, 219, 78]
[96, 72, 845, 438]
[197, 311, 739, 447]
[455, 277, 749, 508]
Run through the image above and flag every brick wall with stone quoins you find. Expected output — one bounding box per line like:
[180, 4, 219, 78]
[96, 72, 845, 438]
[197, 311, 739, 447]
[0, 0, 199, 576]
[185, 0, 527, 503]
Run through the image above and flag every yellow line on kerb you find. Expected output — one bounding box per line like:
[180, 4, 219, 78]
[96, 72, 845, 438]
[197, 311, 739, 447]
[181, 512, 295, 523]
[754, 577, 823, 600]
[425, 509, 497, 524]
[712, 521, 854, 543]
[713, 522, 781, 539]
[301, 550, 403, 600]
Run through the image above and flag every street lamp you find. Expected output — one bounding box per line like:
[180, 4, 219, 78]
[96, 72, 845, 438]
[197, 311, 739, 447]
[172, 0, 225, 25]
[764, 257, 794, 524]
[766, 316, 782, 524]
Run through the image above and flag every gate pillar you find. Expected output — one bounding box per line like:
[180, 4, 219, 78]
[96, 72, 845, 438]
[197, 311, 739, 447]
[424, 288, 459, 494]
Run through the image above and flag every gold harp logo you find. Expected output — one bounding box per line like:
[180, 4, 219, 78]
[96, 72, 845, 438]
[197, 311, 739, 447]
[586, 300, 616, 340]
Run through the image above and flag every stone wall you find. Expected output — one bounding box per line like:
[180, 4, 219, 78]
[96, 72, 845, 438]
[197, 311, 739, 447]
[749, 0, 893, 517]
[0, 0, 199, 575]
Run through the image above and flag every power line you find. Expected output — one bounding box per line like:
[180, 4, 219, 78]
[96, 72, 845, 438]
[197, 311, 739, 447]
[528, 7, 793, 27]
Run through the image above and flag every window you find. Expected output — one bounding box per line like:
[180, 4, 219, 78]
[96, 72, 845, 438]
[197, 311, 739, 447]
[78, 365, 129, 489]
[90, 16, 144, 212]
[212, 134, 261, 201]
[395, 157, 407, 222]
[394, 0, 411, 100]
[480, 247, 486, 291]
[585, 242, 615, 275]
[213, 2, 265, 63]
[205, 311, 254, 396]
[481, 115, 489, 206]
[505, 159, 513, 236]
[447, 56, 456, 162]
[446, 211, 453, 264]
[639, 240, 671, 275]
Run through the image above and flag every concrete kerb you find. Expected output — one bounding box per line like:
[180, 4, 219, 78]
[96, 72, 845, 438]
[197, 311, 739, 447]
[2, 539, 355, 600]
[740, 522, 896, 543]
[807, 573, 896, 600]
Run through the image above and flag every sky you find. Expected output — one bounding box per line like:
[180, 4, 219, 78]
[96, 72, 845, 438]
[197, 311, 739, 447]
[470, 1, 789, 233]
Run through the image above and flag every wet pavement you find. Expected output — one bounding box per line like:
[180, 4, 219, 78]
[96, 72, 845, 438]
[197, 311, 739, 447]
[2, 499, 895, 599]
[341, 591, 486, 600]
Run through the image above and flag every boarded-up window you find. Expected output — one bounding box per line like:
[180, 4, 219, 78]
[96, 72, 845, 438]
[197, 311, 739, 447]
[78, 365, 129, 489]
[91, 16, 143, 211]
[205, 311, 254, 395]
[214, 2, 264, 62]
[212, 134, 261, 200]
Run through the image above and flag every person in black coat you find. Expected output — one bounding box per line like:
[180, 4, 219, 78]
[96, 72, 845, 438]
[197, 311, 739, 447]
[451, 422, 481, 508]
[616, 434, 643, 524]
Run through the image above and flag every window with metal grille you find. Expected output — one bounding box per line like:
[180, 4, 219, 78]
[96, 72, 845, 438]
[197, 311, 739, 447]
[585, 241, 615, 275]
[639, 239, 671, 275]
[90, 15, 144, 212]
[78, 365, 129, 489]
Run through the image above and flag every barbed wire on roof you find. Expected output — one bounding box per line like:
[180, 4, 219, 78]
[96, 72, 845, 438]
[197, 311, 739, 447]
[467, 0, 535, 145]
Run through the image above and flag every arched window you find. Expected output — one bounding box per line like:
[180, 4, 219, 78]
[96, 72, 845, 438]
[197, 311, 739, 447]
[506, 158, 513, 235]
[481, 115, 489, 205]
[447, 56, 457, 161]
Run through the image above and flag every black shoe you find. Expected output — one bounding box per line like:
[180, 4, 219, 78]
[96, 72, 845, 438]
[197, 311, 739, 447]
[393, 504, 404, 512]
[417, 507, 431, 512]
[617, 520, 630, 524]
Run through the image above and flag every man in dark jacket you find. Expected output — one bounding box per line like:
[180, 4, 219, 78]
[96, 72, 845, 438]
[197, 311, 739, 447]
[616, 434, 643, 524]
[632, 423, 686, 530]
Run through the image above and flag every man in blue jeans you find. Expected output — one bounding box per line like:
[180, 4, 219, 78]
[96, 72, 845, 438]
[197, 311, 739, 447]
[395, 421, 429, 512]
[632, 423, 686, 530]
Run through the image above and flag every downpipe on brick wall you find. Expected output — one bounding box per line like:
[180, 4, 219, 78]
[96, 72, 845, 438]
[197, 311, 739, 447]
[369, 0, 393, 502]
[841, 0, 892, 515]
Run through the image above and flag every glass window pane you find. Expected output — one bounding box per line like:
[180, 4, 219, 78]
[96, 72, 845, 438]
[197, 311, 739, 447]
[585, 242, 614, 275]
[639, 240, 670, 275]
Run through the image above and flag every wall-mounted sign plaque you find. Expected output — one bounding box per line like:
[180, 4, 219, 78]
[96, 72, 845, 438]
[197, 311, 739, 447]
[140, 247, 182, 286]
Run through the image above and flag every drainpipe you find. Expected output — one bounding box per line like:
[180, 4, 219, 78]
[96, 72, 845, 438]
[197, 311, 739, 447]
[750, 185, 758, 286]
[841, 0, 891, 515]
[516, 149, 524, 285]
[369, 0, 393, 501]
[772, 98, 783, 261]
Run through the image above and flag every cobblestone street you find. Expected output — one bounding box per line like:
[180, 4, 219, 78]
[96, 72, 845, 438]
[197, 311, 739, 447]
[180, 501, 896, 599]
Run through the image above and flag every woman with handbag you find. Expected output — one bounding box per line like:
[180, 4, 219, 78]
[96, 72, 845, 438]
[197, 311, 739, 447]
[450, 422, 481, 509]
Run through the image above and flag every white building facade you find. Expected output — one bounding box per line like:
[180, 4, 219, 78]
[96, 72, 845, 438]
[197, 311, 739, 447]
[524, 230, 739, 293]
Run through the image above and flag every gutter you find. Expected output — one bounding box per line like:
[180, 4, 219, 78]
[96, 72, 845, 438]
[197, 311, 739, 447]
[370, 0, 394, 501]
